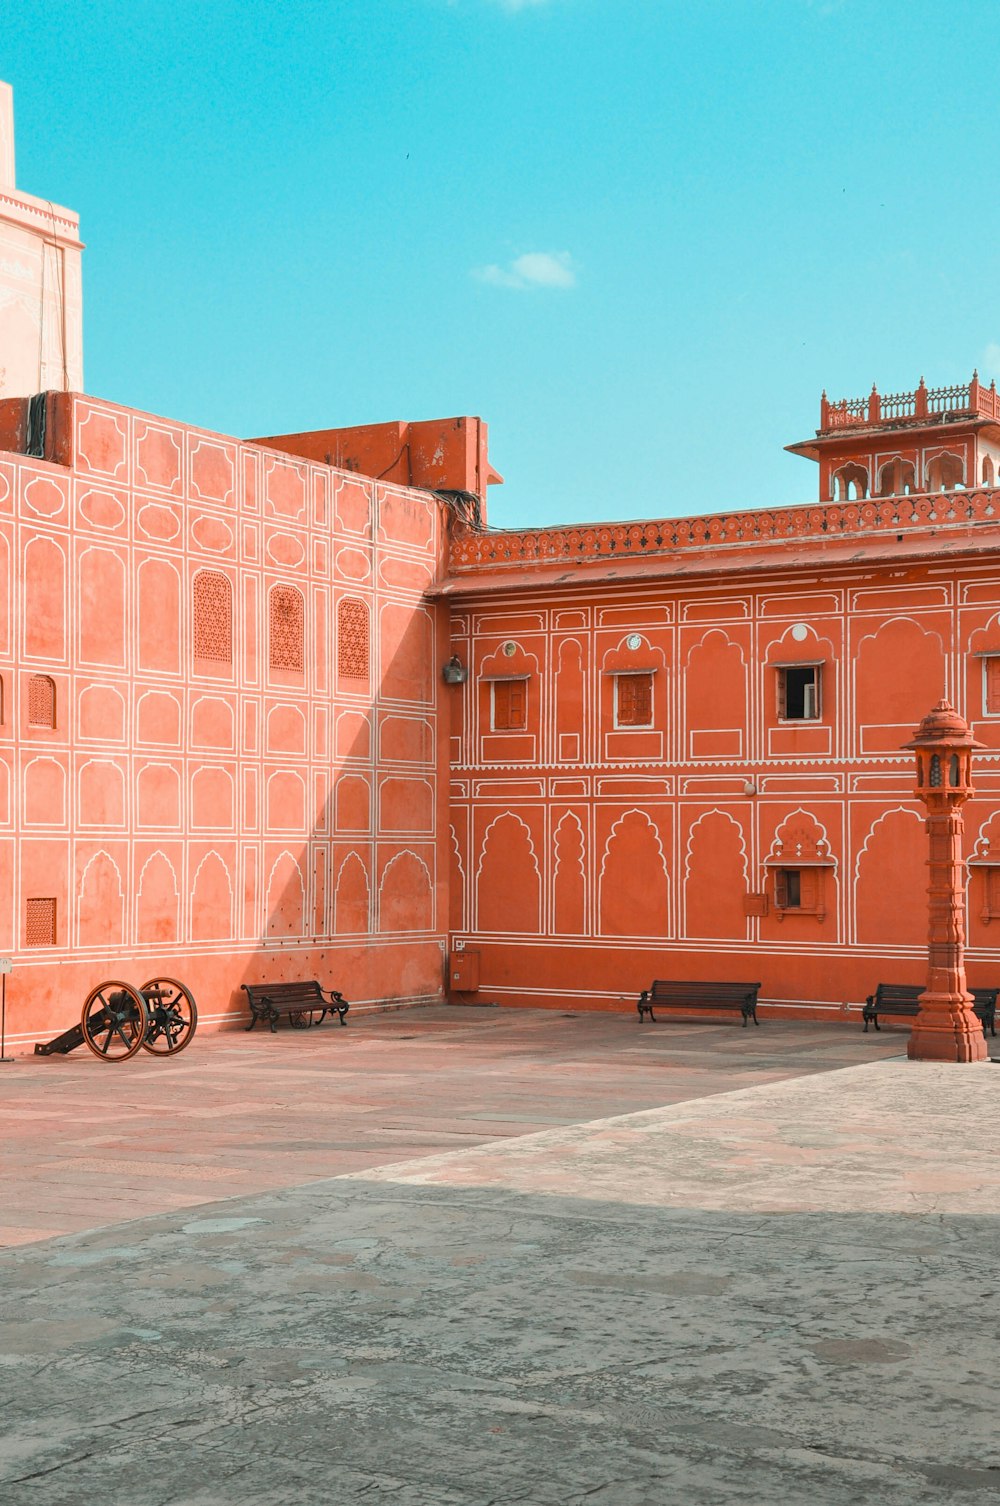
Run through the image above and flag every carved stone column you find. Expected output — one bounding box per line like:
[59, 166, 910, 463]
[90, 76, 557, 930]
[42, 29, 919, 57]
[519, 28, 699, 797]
[903, 702, 988, 1062]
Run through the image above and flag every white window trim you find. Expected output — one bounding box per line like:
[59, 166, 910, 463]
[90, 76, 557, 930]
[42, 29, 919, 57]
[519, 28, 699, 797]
[490, 677, 528, 733]
[776, 662, 823, 723]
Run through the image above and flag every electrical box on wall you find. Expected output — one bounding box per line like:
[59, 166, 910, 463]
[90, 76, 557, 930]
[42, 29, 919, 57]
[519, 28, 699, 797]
[450, 949, 480, 993]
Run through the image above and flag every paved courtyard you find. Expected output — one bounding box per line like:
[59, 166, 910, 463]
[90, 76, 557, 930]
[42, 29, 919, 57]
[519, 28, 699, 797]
[1, 1005, 999, 1503]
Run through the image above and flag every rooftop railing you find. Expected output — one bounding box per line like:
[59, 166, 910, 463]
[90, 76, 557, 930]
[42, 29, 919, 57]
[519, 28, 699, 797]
[821, 372, 1000, 430]
[448, 486, 1000, 573]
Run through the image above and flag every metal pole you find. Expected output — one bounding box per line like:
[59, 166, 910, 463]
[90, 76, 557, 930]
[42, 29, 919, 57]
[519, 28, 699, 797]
[0, 968, 11, 1063]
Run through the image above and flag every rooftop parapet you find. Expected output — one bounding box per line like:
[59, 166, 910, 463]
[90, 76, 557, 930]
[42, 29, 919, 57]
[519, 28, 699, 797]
[820, 372, 1000, 431]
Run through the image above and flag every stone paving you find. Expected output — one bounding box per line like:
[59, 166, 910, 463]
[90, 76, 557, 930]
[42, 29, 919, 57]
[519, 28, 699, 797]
[2, 1006, 998, 1504]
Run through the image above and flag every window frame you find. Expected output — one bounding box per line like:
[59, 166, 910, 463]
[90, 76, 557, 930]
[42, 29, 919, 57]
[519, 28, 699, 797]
[771, 865, 828, 921]
[775, 662, 823, 723]
[982, 654, 1000, 718]
[490, 676, 528, 733]
[612, 670, 654, 730]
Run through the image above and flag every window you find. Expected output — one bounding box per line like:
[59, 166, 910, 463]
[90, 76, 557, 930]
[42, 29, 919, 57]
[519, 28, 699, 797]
[492, 679, 527, 731]
[984, 657, 1000, 716]
[337, 598, 370, 682]
[774, 868, 823, 916]
[614, 672, 653, 728]
[777, 664, 820, 721]
[193, 571, 233, 663]
[268, 586, 304, 672]
[28, 674, 56, 728]
[980, 868, 1000, 924]
[25, 897, 57, 946]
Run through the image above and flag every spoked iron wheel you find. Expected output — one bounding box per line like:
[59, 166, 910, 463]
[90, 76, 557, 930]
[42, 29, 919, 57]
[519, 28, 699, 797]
[139, 976, 198, 1055]
[81, 981, 149, 1062]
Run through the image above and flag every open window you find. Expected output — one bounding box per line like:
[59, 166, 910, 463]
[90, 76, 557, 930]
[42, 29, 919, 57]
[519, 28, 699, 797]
[777, 663, 821, 721]
[492, 678, 527, 732]
[614, 671, 653, 729]
[773, 867, 826, 919]
[831, 463, 869, 501]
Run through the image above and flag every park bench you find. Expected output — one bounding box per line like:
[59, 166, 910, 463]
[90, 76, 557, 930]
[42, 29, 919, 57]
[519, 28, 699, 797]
[637, 980, 761, 1028]
[862, 983, 996, 1036]
[242, 980, 349, 1034]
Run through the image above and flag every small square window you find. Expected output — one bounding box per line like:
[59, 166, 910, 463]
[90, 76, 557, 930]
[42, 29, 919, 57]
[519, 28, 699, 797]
[778, 665, 820, 721]
[615, 672, 653, 728]
[492, 679, 527, 732]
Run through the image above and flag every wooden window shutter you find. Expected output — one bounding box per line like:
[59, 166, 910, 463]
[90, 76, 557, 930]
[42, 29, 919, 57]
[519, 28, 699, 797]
[776, 669, 787, 719]
[800, 870, 819, 911]
[986, 658, 1000, 715]
[774, 870, 788, 908]
[493, 680, 526, 731]
[987, 868, 1000, 918]
[618, 673, 652, 726]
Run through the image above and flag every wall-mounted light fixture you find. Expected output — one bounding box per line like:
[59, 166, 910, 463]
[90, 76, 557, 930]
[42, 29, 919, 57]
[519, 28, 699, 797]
[442, 655, 468, 685]
[744, 779, 758, 796]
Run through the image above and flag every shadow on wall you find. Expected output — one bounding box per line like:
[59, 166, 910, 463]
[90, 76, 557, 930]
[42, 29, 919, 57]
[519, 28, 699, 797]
[235, 597, 441, 1012]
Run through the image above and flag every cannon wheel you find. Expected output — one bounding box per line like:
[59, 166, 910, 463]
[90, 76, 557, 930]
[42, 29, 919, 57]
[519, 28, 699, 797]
[139, 976, 198, 1056]
[81, 981, 149, 1062]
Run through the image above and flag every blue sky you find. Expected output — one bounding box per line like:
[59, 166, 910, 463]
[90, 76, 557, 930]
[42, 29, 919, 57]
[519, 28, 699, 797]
[3, 0, 997, 527]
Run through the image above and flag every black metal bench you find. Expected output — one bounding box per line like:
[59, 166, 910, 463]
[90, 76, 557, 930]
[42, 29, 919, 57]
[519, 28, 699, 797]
[242, 980, 349, 1034]
[863, 983, 996, 1036]
[638, 980, 761, 1028]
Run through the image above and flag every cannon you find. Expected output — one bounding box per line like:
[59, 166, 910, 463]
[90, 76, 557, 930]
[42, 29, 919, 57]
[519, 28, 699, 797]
[34, 976, 198, 1062]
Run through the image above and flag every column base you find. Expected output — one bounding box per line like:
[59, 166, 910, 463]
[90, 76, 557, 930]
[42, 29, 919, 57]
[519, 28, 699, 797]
[907, 993, 989, 1062]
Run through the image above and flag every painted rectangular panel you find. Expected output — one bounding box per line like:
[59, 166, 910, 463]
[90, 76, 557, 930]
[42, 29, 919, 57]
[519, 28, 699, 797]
[690, 728, 743, 758]
[859, 723, 922, 754]
[604, 730, 663, 760]
[767, 725, 832, 757]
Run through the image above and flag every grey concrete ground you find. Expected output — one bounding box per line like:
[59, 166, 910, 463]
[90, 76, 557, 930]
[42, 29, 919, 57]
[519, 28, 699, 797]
[2, 1011, 999, 1504]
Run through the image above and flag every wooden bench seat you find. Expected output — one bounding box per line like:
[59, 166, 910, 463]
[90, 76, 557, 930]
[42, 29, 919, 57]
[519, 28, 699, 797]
[862, 983, 996, 1036]
[638, 980, 761, 1028]
[242, 980, 349, 1034]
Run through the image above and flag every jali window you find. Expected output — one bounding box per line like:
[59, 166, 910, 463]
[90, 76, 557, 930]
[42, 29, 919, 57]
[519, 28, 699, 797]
[28, 674, 56, 728]
[615, 672, 653, 728]
[269, 586, 305, 673]
[337, 598, 370, 682]
[193, 571, 233, 663]
[25, 897, 57, 946]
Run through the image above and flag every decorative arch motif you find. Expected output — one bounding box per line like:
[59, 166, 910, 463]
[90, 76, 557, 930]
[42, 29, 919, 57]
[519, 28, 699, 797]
[192, 570, 233, 662]
[77, 849, 125, 947]
[854, 807, 926, 946]
[136, 850, 180, 944]
[553, 812, 586, 934]
[264, 849, 306, 938]
[476, 813, 541, 933]
[268, 585, 305, 672]
[766, 809, 835, 867]
[684, 809, 749, 941]
[335, 852, 371, 934]
[379, 850, 434, 932]
[599, 809, 669, 937]
[190, 851, 234, 941]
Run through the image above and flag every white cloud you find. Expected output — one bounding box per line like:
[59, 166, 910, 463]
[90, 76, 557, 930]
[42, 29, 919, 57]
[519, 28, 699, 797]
[473, 250, 576, 291]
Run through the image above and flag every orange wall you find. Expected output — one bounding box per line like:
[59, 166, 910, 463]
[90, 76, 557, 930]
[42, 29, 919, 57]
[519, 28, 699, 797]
[0, 393, 452, 1049]
[446, 556, 1000, 1021]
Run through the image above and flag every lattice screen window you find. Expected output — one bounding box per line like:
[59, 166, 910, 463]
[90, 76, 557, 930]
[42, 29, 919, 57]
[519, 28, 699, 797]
[28, 674, 55, 728]
[492, 679, 527, 732]
[269, 586, 305, 672]
[337, 598, 370, 681]
[984, 657, 1000, 716]
[25, 897, 56, 947]
[193, 571, 233, 663]
[615, 672, 653, 728]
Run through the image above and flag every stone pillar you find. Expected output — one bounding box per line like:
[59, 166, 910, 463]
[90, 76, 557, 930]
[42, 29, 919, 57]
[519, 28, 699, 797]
[903, 702, 988, 1062]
